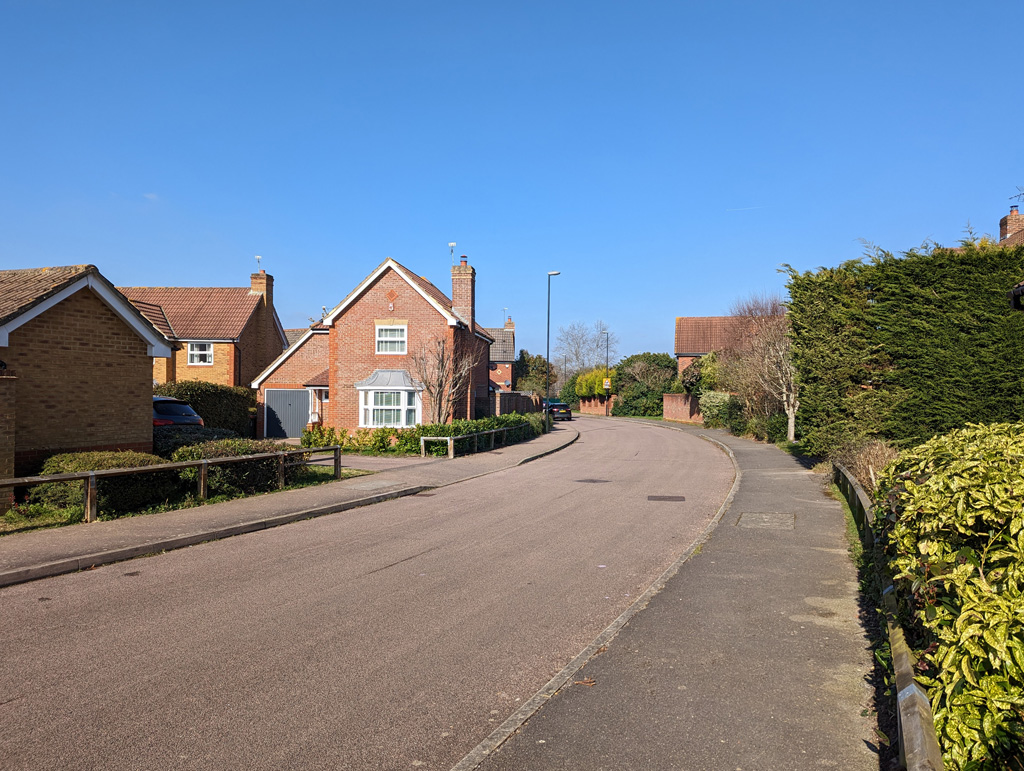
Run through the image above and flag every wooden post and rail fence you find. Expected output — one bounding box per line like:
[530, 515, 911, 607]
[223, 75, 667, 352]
[4, 445, 344, 524]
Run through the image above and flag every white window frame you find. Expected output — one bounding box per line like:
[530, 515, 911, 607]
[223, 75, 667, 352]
[375, 324, 407, 355]
[187, 342, 214, 366]
[358, 388, 421, 428]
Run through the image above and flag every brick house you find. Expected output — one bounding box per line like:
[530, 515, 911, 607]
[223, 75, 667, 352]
[1002, 205, 1024, 310]
[119, 271, 287, 387]
[674, 316, 740, 375]
[483, 317, 516, 392]
[251, 323, 330, 438]
[324, 256, 493, 433]
[0, 265, 173, 491]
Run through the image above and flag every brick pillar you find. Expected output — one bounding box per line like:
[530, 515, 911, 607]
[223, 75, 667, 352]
[0, 372, 15, 514]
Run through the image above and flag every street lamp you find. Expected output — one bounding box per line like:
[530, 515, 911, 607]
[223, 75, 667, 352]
[546, 271, 560, 407]
[603, 329, 610, 416]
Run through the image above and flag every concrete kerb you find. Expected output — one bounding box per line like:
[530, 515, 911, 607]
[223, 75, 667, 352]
[450, 426, 741, 771]
[0, 429, 580, 589]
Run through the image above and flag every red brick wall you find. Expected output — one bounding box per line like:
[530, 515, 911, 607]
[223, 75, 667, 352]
[663, 393, 703, 423]
[5, 288, 154, 475]
[577, 395, 617, 415]
[0, 373, 15, 513]
[495, 391, 541, 415]
[489, 361, 513, 392]
[677, 355, 699, 376]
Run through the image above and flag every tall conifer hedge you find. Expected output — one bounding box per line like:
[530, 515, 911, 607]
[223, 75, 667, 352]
[786, 244, 1024, 456]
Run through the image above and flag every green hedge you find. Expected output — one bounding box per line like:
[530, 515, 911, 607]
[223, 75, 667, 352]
[172, 438, 297, 495]
[786, 244, 1024, 458]
[301, 413, 539, 456]
[874, 422, 1024, 768]
[153, 381, 255, 436]
[30, 451, 181, 515]
[153, 425, 237, 458]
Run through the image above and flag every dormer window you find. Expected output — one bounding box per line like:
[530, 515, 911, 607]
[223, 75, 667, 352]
[376, 325, 407, 355]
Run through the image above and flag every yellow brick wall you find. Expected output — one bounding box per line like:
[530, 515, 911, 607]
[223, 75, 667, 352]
[166, 342, 237, 385]
[5, 288, 154, 473]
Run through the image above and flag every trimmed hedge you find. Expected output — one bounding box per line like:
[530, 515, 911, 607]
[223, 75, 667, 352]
[301, 413, 540, 456]
[153, 425, 237, 458]
[30, 451, 181, 515]
[874, 422, 1024, 768]
[172, 439, 298, 495]
[153, 381, 255, 436]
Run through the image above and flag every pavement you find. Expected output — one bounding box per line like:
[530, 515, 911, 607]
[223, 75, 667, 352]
[0, 417, 879, 770]
[0, 424, 579, 588]
[463, 420, 879, 771]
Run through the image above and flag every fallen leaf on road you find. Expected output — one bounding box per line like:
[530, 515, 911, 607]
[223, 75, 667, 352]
[574, 678, 596, 687]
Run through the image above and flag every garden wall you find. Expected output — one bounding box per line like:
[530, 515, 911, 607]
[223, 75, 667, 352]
[663, 393, 703, 424]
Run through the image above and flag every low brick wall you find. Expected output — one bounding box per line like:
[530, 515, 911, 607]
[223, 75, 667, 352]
[577, 395, 616, 415]
[663, 393, 703, 424]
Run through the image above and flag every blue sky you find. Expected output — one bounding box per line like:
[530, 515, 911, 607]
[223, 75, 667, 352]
[2, 1, 1022, 360]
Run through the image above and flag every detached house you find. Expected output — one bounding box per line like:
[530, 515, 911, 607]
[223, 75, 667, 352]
[119, 271, 287, 387]
[0, 265, 173, 486]
[483, 317, 516, 392]
[251, 256, 493, 438]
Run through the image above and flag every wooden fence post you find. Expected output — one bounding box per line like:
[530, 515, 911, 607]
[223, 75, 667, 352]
[198, 459, 208, 501]
[447, 438, 454, 459]
[277, 453, 286, 489]
[84, 473, 98, 523]
[334, 446, 342, 479]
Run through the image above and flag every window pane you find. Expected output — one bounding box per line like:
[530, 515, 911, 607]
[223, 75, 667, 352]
[406, 391, 416, 406]
[374, 391, 400, 407]
[406, 408, 416, 426]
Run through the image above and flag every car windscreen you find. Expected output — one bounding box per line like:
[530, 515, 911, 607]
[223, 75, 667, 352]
[153, 402, 199, 417]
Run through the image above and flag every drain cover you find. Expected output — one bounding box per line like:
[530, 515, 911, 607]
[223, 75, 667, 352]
[648, 495, 686, 502]
[575, 479, 610, 484]
[737, 512, 795, 529]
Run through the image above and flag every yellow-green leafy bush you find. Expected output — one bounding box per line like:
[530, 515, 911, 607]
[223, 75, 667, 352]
[874, 422, 1024, 768]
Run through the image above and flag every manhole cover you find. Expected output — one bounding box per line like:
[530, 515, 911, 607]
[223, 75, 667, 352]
[575, 479, 610, 484]
[648, 495, 686, 502]
[737, 512, 795, 529]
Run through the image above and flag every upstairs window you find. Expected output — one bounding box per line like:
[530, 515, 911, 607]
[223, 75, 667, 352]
[188, 342, 213, 365]
[376, 325, 407, 355]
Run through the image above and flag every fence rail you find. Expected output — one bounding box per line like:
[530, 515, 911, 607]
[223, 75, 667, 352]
[420, 428, 518, 459]
[833, 462, 944, 771]
[4, 446, 344, 523]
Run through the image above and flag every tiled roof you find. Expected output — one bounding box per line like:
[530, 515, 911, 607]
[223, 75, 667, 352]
[118, 286, 262, 340]
[1002, 229, 1024, 248]
[674, 316, 740, 356]
[484, 327, 515, 361]
[284, 328, 307, 346]
[0, 265, 96, 327]
[304, 368, 329, 387]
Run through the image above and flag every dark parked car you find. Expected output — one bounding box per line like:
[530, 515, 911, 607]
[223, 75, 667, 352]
[545, 401, 572, 421]
[153, 396, 204, 427]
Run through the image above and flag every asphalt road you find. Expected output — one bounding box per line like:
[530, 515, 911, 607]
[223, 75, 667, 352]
[0, 417, 733, 771]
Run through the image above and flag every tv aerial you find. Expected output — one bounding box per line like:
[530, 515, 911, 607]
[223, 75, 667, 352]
[1010, 186, 1024, 202]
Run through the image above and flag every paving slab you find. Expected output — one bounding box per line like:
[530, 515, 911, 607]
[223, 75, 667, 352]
[0, 425, 578, 587]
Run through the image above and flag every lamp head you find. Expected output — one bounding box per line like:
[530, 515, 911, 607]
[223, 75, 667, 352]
[548, 271, 560, 276]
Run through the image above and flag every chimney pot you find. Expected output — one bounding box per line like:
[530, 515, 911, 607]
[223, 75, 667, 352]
[460, 257, 468, 266]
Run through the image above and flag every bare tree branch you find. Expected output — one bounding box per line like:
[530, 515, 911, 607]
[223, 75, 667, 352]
[554, 320, 619, 374]
[409, 334, 481, 425]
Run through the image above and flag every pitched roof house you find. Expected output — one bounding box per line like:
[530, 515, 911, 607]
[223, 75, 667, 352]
[483, 317, 516, 392]
[119, 271, 287, 387]
[0, 265, 172, 485]
[674, 316, 741, 374]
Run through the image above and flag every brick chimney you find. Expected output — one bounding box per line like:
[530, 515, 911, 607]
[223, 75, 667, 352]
[451, 257, 475, 328]
[250, 269, 273, 308]
[504, 315, 514, 330]
[1001, 205, 1023, 242]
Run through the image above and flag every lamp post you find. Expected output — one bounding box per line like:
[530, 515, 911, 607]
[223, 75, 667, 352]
[546, 271, 560, 408]
[603, 329, 610, 416]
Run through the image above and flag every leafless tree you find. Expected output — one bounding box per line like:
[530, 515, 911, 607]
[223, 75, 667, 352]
[554, 320, 619, 374]
[718, 293, 800, 442]
[409, 334, 481, 425]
